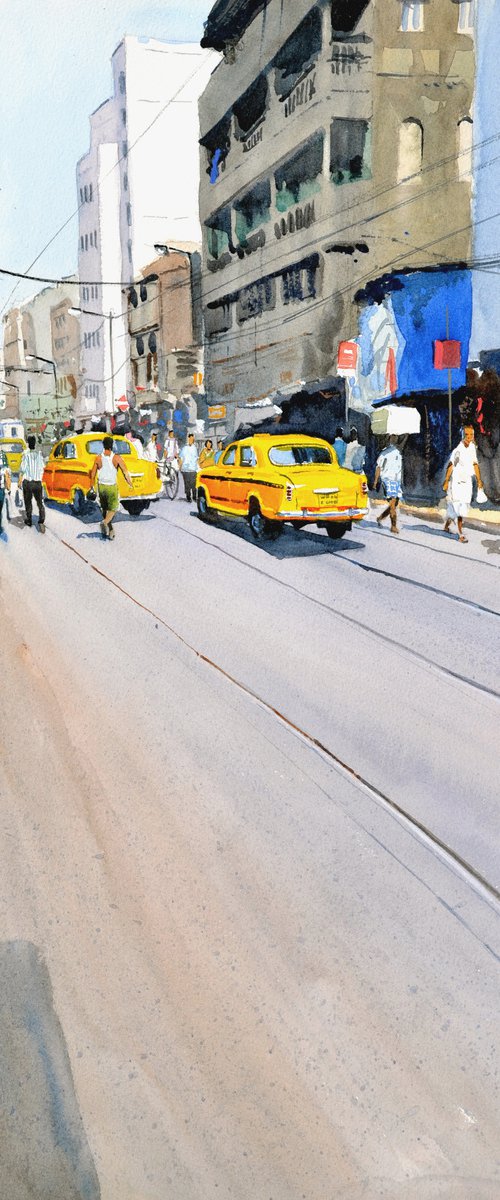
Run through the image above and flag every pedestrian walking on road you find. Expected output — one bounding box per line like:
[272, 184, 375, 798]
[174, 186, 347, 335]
[373, 436, 403, 535]
[144, 432, 159, 462]
[443, 424, 484, 544]
[0, 449, 11, 538]
[163, 429, 179, 465]
[17, 435, 46, 532]
[198, 438, 215, 468]
[179, 433, 199, 502]
[333, 426, 347, 467]
[90, 435, 133, 540]
[214, 439, 224, 464]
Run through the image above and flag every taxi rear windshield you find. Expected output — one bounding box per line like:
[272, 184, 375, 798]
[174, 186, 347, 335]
[268, 445, 332, 466]
[1, 442, 23, 453]
[86, 439, 132, 455]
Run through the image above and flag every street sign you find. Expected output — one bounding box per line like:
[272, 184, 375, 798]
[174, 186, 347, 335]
[207, 404, 227, 420]
[434, 340, 461, 370]
[337, 341, 358, 375]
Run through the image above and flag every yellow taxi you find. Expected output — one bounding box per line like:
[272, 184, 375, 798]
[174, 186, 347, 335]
[196, 433, 368, 539]
[43, 433, 162, 516]
[0, 437, 27, 475]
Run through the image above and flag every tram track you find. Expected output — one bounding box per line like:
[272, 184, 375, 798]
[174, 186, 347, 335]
[57, 529, 500, 913]
[152, 510, 500, 702]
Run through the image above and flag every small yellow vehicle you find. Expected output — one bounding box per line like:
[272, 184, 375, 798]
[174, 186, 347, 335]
[43, 433, 162, 516]
[0, 437, 27, 475]
[196, 433, 369, 539]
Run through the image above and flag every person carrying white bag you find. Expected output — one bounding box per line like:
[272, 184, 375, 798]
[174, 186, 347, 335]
[443, 424, 486, 544]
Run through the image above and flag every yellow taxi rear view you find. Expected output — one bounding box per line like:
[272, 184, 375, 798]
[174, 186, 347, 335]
[197, 433, 368, 539]
[43, 434, 162, 516]
[0, 438, 27, 475]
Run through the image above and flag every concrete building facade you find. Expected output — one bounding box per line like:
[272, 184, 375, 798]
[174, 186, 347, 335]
[198, 0, 475, 448]
[76, 36, 214, 420]
[126, 250, 203, 424]
[3, 282, 79, 427]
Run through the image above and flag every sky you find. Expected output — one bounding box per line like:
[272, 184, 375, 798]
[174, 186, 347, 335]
[0, 0, 211, 315]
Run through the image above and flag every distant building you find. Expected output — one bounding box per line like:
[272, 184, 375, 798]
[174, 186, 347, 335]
[3, 281, 79, 426]
[125, 249, 203, 430]
[198, 0, 475, 465]
[76, 36, 214, 419]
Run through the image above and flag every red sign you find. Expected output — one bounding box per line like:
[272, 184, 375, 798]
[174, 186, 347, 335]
[434, 340, 461, 370]
[115, 396, 129, 412]
[337, 341, 358, 371]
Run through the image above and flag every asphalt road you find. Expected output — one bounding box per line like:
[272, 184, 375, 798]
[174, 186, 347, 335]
[0, 494, 499, 1200]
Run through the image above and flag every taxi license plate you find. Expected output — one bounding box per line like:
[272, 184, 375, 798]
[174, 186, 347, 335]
[319, 492, 338, 506]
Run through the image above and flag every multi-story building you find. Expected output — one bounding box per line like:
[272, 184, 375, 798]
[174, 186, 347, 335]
[3, 282, 79, 427]
[199, 0, 476, 481]
[76, 36, 214, 420]
[126, 249, 203, 427]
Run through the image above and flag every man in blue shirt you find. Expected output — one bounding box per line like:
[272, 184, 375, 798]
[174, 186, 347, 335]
[332, 427, 346, 467]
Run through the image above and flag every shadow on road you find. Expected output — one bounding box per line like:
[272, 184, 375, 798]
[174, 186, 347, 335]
[191, 513, 365, 559]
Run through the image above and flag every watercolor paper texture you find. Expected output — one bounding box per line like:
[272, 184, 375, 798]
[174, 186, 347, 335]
[0, 3, 499, 1199]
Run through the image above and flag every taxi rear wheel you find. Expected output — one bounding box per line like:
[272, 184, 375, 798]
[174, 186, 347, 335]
[71, 488, 88, 517]
[248, 501, 282, 540]
[325, 522, 350, 540]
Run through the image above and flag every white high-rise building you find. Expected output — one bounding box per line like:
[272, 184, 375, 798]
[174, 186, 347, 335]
[76, 36, 215, 417]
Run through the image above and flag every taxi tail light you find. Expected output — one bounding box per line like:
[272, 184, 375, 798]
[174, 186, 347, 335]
[361, 480, 368, 493]
[156, 466, 161, 479]
[286, 483, 294, 501]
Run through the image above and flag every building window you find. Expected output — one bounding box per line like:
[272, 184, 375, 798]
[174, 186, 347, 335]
[273, 7, 322, 100]
[94, 229, 98, 247]
[119, 70, 126, 94]
[400, 2, 424, 32]
[457, 0, 475, 31]
[397, 118, 424, 181]
[281, 258, 319, 305]
[80, 188, 84, 204]
[330, 120, 370, 185]
[205, 206, 232, 259]
[80, 236, 84, 251]
[140, 282, 147, 302]
[85, 233, 88, 250]
[121, 108, 127, 125]
[90, 231, 94, 247]
[233, 74, 269, 142]
[201, 114, 231, 182]
[27, 381, 31, 396]
[234, 180, 272, 243]
[127, 239, 133, 264]
[276, 134, 323, 211]
[122, 141, 128, 158]
[126, 203, 132, 226]
[148, 331, 157, 354]
[136, 335, 144, 356]
[204, 300, 232, 336]
[236, 277, 275, 323]
[89, 182, 93, 201]
[123, 173, 128, 191]
[458, 117, 473, 178]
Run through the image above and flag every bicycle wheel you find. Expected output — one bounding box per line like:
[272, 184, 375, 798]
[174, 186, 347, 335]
[165, 468, 179, 500]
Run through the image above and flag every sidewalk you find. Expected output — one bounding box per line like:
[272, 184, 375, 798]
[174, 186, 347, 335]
[370, 495, 500, 534]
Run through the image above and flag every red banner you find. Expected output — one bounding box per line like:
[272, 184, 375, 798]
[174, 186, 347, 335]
[434, 340, 461, 370]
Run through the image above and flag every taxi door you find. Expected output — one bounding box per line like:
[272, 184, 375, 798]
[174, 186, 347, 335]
[230, 443, 257, 513]
[212, 444, 237, 511]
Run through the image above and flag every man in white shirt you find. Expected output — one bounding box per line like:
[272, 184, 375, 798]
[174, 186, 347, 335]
[373, 436, 403, 535]
[17, 436, 46, 532]
[163, 429, 179, 466]
[179, 433, 199, 502]
[143, 432, 159, 462]
[443, 425, 484, 543]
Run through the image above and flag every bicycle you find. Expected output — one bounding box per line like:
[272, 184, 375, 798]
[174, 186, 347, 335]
[160, 459, 180, 500]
